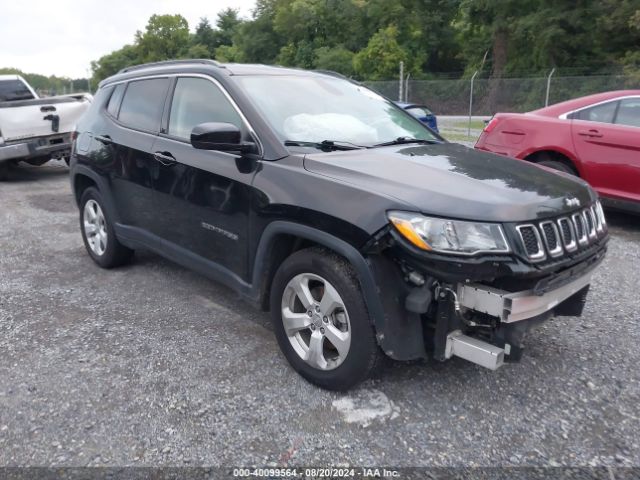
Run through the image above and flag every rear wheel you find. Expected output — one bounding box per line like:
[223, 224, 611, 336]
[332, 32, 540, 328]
[534, 153, 577, 176]
[79, 187, 133, 268]
[270, 248, 381, 390]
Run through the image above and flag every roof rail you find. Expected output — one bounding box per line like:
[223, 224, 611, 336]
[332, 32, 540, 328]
[313, 69, 349, 79]
[118, 59, 224, 74]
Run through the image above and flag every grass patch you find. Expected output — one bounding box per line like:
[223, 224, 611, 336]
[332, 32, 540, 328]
[449, 120, 486, 130]
[441, 131, 480, 143]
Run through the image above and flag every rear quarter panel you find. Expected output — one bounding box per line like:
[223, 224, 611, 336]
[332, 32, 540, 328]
[477, 114, 580, 173]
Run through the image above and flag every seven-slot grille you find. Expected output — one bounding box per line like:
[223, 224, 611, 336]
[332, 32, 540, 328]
[515, 204, 606, 262]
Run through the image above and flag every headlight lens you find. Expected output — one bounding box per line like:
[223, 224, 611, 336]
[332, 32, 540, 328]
[388, 211, 510, 255]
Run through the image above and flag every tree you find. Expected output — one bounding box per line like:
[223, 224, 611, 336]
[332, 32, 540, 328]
[135, 14, 191, 62]
[91, 44, 141, 85]
[193, 18, 219, 56]
[353, 25, 408, 80]
[215, 8, 242, 46]
[314, 46, 355, 76]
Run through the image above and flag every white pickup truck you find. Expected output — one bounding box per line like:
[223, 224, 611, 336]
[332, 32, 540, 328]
[0, 75, 91, 179]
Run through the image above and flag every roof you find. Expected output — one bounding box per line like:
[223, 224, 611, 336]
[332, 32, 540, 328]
[0, 75, 21, 81]
[531, 90, 640, 117]
[103, 59, 336, 88]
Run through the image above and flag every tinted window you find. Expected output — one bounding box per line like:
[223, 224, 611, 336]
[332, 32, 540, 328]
[614, 98, 640, 128]
[106, 84, 126, 117]
[573, 101, 618, 123]
[118, 78, 169, 132]
[407, 106, 433, 117]
[168, 77, 242, 140]
[0, 79, 34, 101]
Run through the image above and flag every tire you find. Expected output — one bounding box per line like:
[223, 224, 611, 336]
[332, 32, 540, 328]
[79, 187, 133, 268]
[536, 155, 577, 176]
[270, 247, 381, 390]
[0, 162, 9, 181]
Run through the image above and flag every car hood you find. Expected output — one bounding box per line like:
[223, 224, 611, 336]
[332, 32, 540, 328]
[303, 142, 596, 222]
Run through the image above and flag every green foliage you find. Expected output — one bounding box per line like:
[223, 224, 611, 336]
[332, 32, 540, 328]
[353, 26, 408, 80]
[135, 14, 191, 62]
[82, 0, 640, 87]
[314, 46, 355, 76]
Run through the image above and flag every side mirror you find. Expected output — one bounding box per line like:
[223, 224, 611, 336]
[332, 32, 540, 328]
[190, 122, 255, 153]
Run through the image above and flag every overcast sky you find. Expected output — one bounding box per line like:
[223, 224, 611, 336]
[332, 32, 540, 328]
[0, 0, 256, 78]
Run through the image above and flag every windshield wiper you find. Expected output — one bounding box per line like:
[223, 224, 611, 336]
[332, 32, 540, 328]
[284, 139, 364, 151]
[372, 137, 441, 148]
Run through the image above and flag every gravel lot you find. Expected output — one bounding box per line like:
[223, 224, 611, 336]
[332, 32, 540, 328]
[0, 160, 639, 469]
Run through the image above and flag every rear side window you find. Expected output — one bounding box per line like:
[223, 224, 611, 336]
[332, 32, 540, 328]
[614, 98, 640, 128]
[0, 79, 34, 101]
[118, 78, 170, 132]
[571, 101, 618, 123]
[407, 106, 432, 117]
[106, 84, 126, 117]
[168, 77, 242, 140]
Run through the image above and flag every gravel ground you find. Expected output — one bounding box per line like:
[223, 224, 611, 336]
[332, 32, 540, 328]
[0, 160, 639, 469]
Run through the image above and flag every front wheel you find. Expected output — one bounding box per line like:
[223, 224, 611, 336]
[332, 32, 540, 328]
[79, 187, 133, 268]
[270, 248, 381, 390]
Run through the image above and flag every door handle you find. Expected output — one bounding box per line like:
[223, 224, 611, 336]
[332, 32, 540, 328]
[95, 134, 113, 145]
[578, 129, 603, 138]
[153, 151, 177, 166]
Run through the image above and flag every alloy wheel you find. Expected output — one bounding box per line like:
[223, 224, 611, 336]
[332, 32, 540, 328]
[281, 273, 351, 370]
[83, 199, 108, 256]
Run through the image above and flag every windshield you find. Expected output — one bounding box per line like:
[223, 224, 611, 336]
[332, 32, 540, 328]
[236, 75, 439, 148]
[0, 79, 35, 102]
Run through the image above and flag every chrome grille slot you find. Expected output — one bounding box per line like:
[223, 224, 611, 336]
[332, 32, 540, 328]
[558, 217, 577, 252]
[516, 224, 545, 261]
[583, 209, 597, 239]
[572, 213, 588, 246]
[540, 221, 563, 257]
[591, 205, 603, 233]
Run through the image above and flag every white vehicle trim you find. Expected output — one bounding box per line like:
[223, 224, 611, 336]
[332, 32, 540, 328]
[558, 95, 640, 120]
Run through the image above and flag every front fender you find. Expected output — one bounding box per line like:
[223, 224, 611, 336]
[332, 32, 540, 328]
[251, 221, 426, 361]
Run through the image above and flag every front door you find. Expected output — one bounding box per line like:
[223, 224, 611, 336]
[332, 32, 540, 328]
[571, 97, 640, 203]
[151, 76, 257, 280]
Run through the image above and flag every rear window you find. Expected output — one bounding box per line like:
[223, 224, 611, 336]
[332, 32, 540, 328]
[570, 101, 618, 123]
[106, 84, 126, 117]
[0, 79, 35, 102]
[118, 78, 169, 132]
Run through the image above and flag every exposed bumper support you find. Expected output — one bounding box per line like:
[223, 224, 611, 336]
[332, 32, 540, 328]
[445, 331, 505, 370]
[457, 270, 593, 323]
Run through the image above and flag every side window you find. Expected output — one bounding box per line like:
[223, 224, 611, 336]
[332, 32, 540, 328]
[168, 77, 243, 140]
[614, 98, 640, 128]
[572, 101, 618, 123]
[118, 78, 170, 132]
[106, 84, 126, 117]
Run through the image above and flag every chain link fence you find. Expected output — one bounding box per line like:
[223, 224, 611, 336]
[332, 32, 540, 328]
[366, 75, 640, 115]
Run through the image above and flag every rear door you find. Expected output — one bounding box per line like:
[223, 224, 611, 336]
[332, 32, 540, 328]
[570, 97, 640, 202]
[150, 76, 257, 279]
[103, 77, 171, 233]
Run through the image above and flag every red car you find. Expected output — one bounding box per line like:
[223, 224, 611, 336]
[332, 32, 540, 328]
[475, 90, 640, 213]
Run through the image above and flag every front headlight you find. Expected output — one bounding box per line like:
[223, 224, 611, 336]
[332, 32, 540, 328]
[388, 211, 510, 255]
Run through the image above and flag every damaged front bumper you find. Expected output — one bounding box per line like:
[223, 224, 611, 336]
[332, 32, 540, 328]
[367, 240, 606, 369]
[457, 266, 594, 323]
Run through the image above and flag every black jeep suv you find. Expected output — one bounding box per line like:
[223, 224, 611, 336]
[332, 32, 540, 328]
[70, 60, 608, 390]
